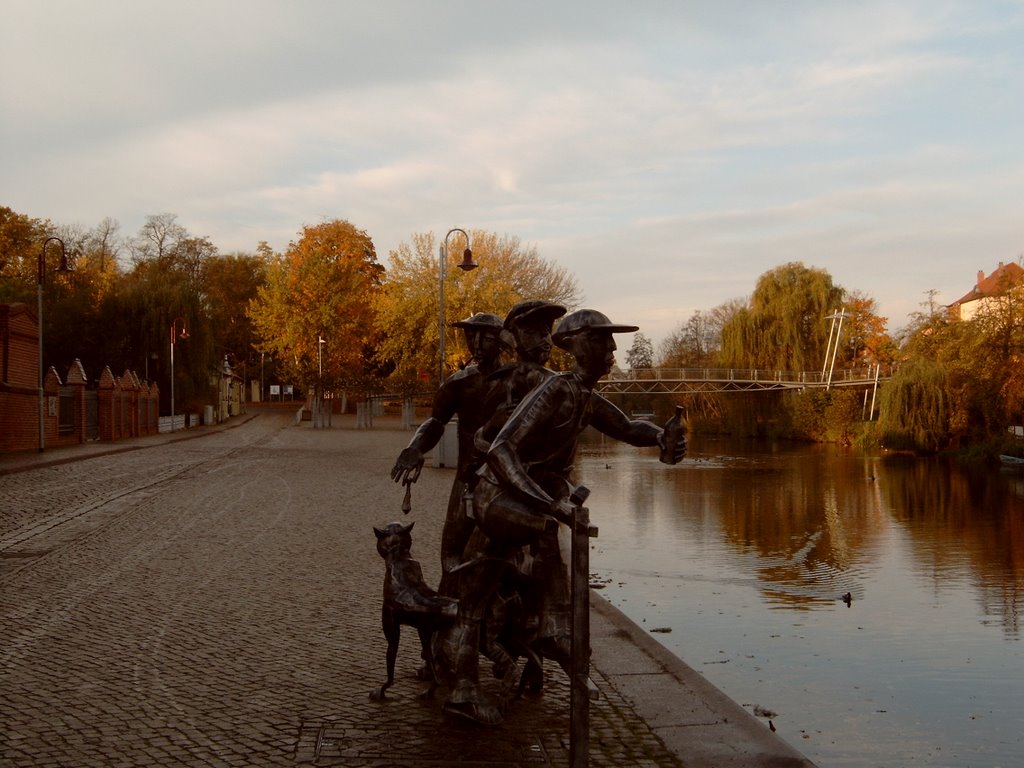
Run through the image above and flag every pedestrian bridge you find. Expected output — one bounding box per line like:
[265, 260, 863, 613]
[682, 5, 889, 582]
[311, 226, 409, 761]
[596, 366, 889, 396]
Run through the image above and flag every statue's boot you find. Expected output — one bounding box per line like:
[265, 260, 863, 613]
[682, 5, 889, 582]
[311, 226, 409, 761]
[443, 681, 503, 725]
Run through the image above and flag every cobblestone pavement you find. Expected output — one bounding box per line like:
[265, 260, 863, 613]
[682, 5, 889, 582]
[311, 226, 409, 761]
[2, 411, 684, 767]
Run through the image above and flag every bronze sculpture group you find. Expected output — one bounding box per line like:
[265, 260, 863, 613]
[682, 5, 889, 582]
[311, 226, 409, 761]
[379, 301, 687, 726]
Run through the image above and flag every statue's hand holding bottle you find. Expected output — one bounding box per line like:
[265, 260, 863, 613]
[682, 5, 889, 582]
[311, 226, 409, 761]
[658, 405, 687, 465]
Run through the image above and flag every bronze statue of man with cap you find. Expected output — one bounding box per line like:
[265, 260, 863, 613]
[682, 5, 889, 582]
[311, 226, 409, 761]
[390, 312, 505, 589]
[438, 308, 687, 724]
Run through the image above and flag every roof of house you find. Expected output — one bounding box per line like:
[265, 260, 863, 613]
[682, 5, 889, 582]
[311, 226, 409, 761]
[948, 261, 1024, 308]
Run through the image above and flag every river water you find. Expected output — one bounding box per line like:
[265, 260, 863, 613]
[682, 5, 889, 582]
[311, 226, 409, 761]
[576, 432, 1023, 767]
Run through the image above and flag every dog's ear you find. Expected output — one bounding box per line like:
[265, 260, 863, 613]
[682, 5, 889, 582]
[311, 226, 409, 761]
[401, 522, 415, 535]
[373, 526, 387, 539]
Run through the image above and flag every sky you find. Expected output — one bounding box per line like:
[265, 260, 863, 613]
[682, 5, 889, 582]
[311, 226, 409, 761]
[3, 0, 1022, 351]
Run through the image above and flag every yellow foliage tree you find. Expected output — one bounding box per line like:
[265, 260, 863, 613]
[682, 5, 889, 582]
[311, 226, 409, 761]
[248, 220, 383, 392]
[373, 230, 580, 391]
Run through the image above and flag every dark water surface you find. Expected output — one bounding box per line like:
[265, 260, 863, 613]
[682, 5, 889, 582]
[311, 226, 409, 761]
[578, 433, 1023, 767]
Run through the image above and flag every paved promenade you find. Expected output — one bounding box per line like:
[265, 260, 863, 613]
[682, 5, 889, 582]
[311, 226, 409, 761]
[1, 408, 815, 767]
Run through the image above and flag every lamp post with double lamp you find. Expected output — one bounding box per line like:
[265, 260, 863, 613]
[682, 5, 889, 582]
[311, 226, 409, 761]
[169, 318, 188, 432]
[37, 237, 74, 452]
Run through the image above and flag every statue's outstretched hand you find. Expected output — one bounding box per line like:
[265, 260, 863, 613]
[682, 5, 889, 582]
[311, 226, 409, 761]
[657, 407, 687, 465]
[391, 447, 425, 483]
[658, 431, 687, 465]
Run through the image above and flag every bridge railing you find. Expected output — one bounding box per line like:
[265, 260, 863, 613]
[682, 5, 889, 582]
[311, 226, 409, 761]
[611, 366, 886, 384]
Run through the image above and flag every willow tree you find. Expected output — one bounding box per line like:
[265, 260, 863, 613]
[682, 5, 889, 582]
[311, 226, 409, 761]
[718, 262, 845, 373]
[248, 220, 384, 396]
[876, 359, 950, 452]
[895, 267, 1024, 445]
[372, 230, 580, 391]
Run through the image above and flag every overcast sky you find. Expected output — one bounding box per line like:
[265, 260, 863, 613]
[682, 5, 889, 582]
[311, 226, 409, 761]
[3, 0, 1022, 350]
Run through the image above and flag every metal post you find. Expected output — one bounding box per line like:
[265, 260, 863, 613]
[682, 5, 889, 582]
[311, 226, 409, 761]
[823, 310, 849, 390]
[169, 318, 187, 432]
[37, 279, 44, 452]
[37, 237, 72, 452]
[869, 363, 881, 420]
[570, 487, 597, 768]
[821, 310, 837, 381]
[170, 330, 175, 431]
[437, 227, 475, 467]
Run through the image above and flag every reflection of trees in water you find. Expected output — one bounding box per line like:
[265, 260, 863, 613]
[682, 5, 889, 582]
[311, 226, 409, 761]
[706, 447, 888, 608]
[881, 456, 1024, 638]
[578, 434, 1023, 633]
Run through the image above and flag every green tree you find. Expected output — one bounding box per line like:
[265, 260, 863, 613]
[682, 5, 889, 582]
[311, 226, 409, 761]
[877, 359, 950, 452]
[718, 262, 845, 372]
[372, 230, 580, 390]
[200, 252, 268, 378]
[624, 332, 653, 370]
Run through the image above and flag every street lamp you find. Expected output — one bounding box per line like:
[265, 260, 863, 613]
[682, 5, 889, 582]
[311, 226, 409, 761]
[315, 336, 327, 429]
[438, 228, 477, 384]
[170, 317, 188, 431]
[37, 237, 73, 452]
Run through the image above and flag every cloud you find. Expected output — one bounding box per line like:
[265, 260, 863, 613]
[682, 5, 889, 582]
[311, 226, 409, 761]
[2, 0, 1022, 348]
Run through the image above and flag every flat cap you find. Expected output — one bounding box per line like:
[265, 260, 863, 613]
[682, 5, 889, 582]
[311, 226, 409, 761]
[503, 300, 567, 330]
[552, 309, 638, 348]
[452, 312, 504, 330]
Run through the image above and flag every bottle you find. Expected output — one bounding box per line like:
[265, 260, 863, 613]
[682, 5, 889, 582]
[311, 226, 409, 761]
[659, 405, 687, 464]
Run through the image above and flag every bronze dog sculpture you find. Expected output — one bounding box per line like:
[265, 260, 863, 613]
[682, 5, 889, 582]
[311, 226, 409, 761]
[370, 522, 458, 701]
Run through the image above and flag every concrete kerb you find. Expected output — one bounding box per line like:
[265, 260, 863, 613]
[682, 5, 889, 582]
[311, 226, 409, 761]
[0, 412, 259, 476]
[590, 595, 817, 768]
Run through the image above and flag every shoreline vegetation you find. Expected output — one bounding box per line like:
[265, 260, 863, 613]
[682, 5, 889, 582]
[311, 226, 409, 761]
[611, 385, 1022, 468]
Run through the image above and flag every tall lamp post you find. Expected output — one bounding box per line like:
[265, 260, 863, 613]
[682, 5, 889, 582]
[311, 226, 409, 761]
[437, 228, 477, 467]
[169, 318, 188, 432]
[37, 237, 73, 452]
[316, 336, 326, 429]
[438, 228, 477, 384]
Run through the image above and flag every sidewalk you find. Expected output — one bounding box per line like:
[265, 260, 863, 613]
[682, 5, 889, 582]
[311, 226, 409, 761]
[1, 409, 816, 767]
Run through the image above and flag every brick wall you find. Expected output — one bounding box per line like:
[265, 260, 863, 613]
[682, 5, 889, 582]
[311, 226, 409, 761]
[1, 303, 160, 453]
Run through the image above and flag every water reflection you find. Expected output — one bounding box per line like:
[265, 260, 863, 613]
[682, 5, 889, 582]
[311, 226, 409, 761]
[576, 431, 1023, 766]
[577, 431, 1024, 638]
[880, 454, 1024, 639]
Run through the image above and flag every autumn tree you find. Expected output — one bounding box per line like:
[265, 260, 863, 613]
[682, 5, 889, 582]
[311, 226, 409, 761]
[884, 261, 1024, 449]
[0, 206, 50, 298]
[373, 230, 580, 390]
[248, 220, 384, 396]
[0, 208, 128, 379]
[843, 290, 897, 368]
